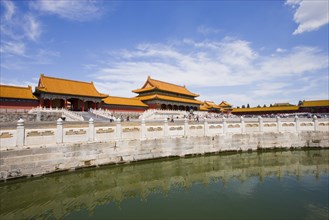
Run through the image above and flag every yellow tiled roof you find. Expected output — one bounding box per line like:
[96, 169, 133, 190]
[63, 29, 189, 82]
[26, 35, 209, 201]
[232, 106, 299, 113]
[133, 76, 199, 97]
[36, 74, 107, 98]
[218, 101, 232, 107]
[0, 85, 37, 100]
[137, 94, 203, 105]
[199, 106, 209, 111]
[103, 96, 148, 107]
[301, 100, 329, 107]
[203, 101, 221, 109]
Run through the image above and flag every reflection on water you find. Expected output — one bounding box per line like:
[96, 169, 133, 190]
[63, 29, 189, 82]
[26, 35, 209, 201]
[0, 149, 328, 220]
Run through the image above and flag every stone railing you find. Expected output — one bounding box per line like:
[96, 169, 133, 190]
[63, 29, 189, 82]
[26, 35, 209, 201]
[0, 116, 328, 150]
[92, 109, 142, 120]
[92, 109, 116, 121]
[141, 109, 189, 120]
[28, 107, 84, 121]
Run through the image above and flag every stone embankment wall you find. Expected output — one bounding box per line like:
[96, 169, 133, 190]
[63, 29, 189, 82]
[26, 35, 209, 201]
[1, 150, 328, 220]
[0, 112, 62, 123]
[0, 116, 328, 180]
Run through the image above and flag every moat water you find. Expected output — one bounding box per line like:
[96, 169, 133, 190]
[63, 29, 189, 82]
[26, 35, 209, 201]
[1, 149, 328, 220]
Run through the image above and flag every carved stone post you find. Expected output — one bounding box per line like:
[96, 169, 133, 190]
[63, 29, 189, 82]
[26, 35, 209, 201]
[88, 118, 95, 142]
[276, 116, 281, 132]
[204, 118, 208, 136]
[222, 117, 226, 134]
[313, 115, 318, 131]
[295, 115, 299, 132]
[116, 118, 122, 141]
[16, 118, 25, 147]
[184, 118, 189, 136]
[164, 118, 169, 137]
[258, 116, 263, 132]
[56, 118, 63, 144]
[141, 118, 146, 140]
[240, 116, 245, 133]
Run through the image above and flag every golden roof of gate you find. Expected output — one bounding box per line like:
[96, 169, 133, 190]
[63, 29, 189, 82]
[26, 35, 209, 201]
[0, 85, 38, 100]
[301, 100, 329, 107]
[36, 74, 107, 98]
[137, 94, 202, 105]
[232, 106, 299, 113]
[218, 101, 232, 107]
[103, 96, 148, 107]
[132, 76, 199, 97]
[203, 101, 221, 109]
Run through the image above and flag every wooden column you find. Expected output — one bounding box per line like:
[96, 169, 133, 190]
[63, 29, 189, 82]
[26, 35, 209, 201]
[81, 100, 85, 112]
[40, 97, 44, 108]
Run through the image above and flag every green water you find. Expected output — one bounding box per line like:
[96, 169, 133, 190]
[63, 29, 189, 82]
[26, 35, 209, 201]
[1, 149, 328, 220]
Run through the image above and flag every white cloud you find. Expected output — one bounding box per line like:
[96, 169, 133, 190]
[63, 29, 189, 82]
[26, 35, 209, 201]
[1, 0, 15, 21]
[1, 1, 42, 44]
[197, 25, 221, 35]
[276, 48, 286, 53]
[31, 0, 103, 22]
[286, 0, 329, 35]
[0, 41, 26, 55]
[24, 14, 41, 41]
[87, 38, 328, 106]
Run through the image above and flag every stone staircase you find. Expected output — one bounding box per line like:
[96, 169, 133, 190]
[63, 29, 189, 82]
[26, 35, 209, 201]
[77, 112, 112, 122]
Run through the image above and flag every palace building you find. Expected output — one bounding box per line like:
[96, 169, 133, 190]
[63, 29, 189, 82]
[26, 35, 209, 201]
[0, 85, 39, 110]
[299, 100, 329, 113]
[34, 74, 107, 111]
[102, 96, 148, 112]
[218, 101, 233, 114]
[133, 76, 202, 111]
[231, 105, 300, 115]
[200, 101, 221, 113]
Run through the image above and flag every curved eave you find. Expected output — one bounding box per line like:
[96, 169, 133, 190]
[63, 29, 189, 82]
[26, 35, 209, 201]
[138, 95, 202, 105]
[232, 106, 299, 113]
[0, 97, 38, 101]
[36, 88, 108, 99]
[102, 96, 148, 107]
[133, 88, 199, 97]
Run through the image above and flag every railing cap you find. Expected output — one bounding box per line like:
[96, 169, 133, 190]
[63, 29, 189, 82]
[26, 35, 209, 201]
[17, 118, 24, 123]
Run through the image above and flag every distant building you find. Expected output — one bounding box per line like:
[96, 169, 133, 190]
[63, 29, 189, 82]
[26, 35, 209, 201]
[102, 96, 148, 112]
[232, 105, 299, 115]
[200, 101, 221, 113]
[232, 100, 329, 115]
[133, 76, 202, 111]
[0, 85, 39, 110]
[299, 100, 329, 113]
[34, 74, 107, 111]
[218, 101, 233, 114]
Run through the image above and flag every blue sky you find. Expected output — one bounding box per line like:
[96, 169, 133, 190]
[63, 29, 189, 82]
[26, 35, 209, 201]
[1, 0, 328, 107]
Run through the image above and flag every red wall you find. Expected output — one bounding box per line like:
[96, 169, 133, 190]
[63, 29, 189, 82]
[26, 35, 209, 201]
[102, 105, 147, 112]
[0, 100, 39, 109]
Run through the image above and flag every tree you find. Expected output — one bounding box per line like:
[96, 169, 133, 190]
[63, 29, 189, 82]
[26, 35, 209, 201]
[242, 105, 245, 108]
[263, 104, 267, 107]
[257, 105, 261, 108]
[270, 104, 273, 107]
[247, 104, 250, 108]
[298, 100, 303, 106]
